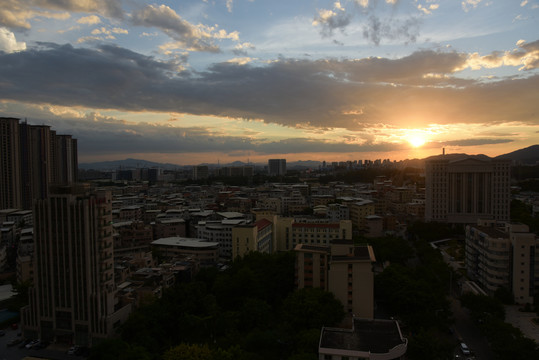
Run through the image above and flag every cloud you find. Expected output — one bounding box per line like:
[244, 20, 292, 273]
[77, 15, 101, 25]
[131, 4, 233, 53]
[312, 5, 351, 37]
[417, 3, 439, 15]
[362, 14, 421, 45]
[0, 27, 26, 52]
[233, 42, 255, 56]
[462, 39, 539, 71]
[356, 0, 370, 8]
[0, 102, 406, 157]
[91, 27, 128, 35]
[0, 0, 122, 30]
[461, 0, 483, 12]
[0, 42, 538, 135]
[226, 0, 234, 13]
[226, 57, 255, 65]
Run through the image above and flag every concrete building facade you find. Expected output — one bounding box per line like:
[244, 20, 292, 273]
[268, 159, 286, 176]
[425, 155, 511, 223]
[465, 219, 539, 304]
[21, 185, 132, 346]
[295, 240, 376, 319]
[232, 218, 273, 258]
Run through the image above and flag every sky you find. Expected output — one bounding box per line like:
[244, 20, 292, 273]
[0, 0, 538, 165]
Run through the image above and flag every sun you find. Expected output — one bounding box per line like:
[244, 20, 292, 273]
[408, 135, 427, 148]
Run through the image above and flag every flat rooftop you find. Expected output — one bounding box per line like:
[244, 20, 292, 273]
[320, 318, 405, 354]
[152, 237, 219, 248]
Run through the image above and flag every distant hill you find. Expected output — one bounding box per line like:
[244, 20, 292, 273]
[79, 158, 184, 171]
[495, 145, 539, 164]
[80, 146, 539, 171]
[79, 158, 324, 171]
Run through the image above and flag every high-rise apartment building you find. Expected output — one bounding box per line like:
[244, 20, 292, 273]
[0, 117, 77, 210]
[0, 117, 22, 209]
[425, 154, 511, 223]
[21, 185, 132, 346]
[268, 158, 286, 176]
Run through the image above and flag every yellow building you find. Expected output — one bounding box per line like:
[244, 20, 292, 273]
[348, 200, 375, 231]
[295, 240, 376, 319]
[274, 217, 352, 252]
[232, 218, 273, 258]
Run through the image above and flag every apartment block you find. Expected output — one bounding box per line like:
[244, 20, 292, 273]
[0, 117, 22, 209]
[347, 199, 375, 231]
[295, 240, 376, 319]
[268, 158, 286, 176]
[232, 218, 273, 258]
[0, 117, 78, 211]
[426, 155, 511, 223]
[275, 217, 352, 251]
[465, 219, 539, 304]
[21, 185, 132, 346]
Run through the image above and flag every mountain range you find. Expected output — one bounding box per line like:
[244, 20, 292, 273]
[79, 145, 539, 171]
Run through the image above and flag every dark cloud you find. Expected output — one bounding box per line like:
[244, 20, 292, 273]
[441, 138, 514, 147]
[8, 113, 400, 157]
[0, 42, 538, 132]
[313, 9, 352, 37]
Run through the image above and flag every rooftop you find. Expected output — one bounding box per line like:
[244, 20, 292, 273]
[151, 237, 219, 248]
[474, 225, 509, 239]
[320, 318, 406, 354]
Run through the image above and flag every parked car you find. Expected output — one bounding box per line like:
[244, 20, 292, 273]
[67, 345, 80, 355]
[460, 342, 471, 355]
[19, 339, 31, 349]
[25, 339, 39, 349]
[7, 338, 23, 347]
[0, 330, 5, 336]
[33, 340, 49, 350]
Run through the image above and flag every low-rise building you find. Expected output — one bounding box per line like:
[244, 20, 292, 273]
[275, 218, 352, 251]
[319, 318, 407, 360]
[151, 237, 219, 266]
[232, 218, 273, 258]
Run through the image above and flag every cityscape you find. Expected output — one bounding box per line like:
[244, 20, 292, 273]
[1, 116, 539, 360]
[1, 1, 539, 360]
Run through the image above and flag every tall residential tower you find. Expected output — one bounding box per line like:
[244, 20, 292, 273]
[0, 117, 78, 210]
[21, 185, 131, 345]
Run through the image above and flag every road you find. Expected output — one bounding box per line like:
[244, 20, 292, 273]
[451, 297, 495, 360]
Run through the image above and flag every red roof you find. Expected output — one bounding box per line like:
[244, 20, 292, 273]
[255, 218, 272, 231]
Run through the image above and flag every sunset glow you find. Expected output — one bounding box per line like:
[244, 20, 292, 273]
[0, 1, 537, 165]
[408, 135, 427, 148]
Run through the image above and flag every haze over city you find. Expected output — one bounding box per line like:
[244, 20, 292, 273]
[0, 0, 538, 165]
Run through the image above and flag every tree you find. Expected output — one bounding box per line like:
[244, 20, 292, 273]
[88, 339, 151, 360]
[281, 288, 344, 331]
[163, 343, 212, 360]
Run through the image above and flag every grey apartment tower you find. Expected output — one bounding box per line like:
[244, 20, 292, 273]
[0, 117, 78, 210]
[21, 185, 131, 346]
